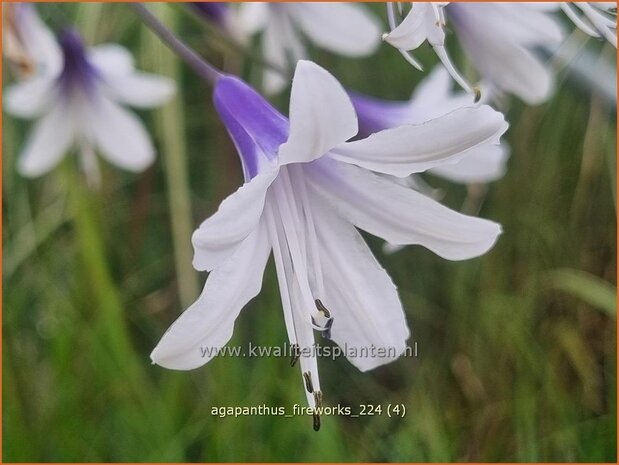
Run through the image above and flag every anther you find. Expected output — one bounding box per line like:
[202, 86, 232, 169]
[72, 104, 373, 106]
[315, 299, 331, 318]
[313, 390, 323, 409]
[290, 344, 300, 367]
[303, 371, 314, 393]
[312, 412, 321, 431]
[473, 86, 482, 104]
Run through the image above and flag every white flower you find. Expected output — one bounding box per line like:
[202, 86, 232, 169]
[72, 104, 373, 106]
[4, 28, 175, 179]
[560, 2, 617, 47]
[384, 2, 565, 104]
[235, 2, 382, 94]
[150, 60, 507, 427]
[350, 66, 510, 184]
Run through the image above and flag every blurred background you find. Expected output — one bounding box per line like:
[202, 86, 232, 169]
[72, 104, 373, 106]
[2, 2, 617, 462]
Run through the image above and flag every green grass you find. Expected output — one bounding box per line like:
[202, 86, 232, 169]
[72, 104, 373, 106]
[3, 3, 617, 462]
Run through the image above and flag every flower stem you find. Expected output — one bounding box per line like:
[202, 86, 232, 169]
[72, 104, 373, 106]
[129, 2, 223, 84]
[64, 166, 147, 394]
[145, 4, 200, 308]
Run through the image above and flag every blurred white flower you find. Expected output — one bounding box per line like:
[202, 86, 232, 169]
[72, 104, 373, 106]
[350, 66, 510, 185]
[4, 28, 175, 179]
[560, 2, 617, 47]
[384, 2, 565, 104]
[150, 60, 507, 427]
[235, 2, 382, 94]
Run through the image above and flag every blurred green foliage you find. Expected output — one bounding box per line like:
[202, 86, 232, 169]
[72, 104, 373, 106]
[3, 3, 617, 462]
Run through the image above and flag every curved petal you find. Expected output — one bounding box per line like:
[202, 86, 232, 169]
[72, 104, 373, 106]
[331, 105, 508, 177]
[448, 4, 558, 104]
[87, 94, 155, 172]
[4, 75, 56, 118]
[88, 44, 134, 77]
[384, 3, 445, 50]
[307, 159, 502, 261]
[17, 104, 74, 178]
[311, 195, 410, 371]
[278, 60, 358, 165]
[429, 142, 510, 184]
[192, 165, 278, 272]
[289, 2, 381, 56]
[455, 3, 564, 45]
[103, 72, 176, 108]
[478, 43, 554, 105]
[151, 221, 271, 370]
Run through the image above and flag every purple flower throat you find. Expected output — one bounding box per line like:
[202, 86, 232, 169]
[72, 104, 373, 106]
[58, 29, 99, 93]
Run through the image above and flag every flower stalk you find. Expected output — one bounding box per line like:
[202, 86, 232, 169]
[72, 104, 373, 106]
[146, 3, 200, 308]
[129, 3, 222, 84]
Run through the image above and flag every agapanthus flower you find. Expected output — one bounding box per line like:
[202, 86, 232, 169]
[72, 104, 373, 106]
[234, 2, 382, 94]
[560, 2, 617, 47]
[384, 2, 565, 104]
[2, 3, 61, 78]
[350, 66, 509, 184]
[4, 28, 175, 179]
[151, 60, 507, 428]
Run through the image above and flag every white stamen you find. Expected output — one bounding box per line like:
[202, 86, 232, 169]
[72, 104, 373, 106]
[290, 164, 325, 298]
[433, 44, 473, 94]
[270, 167, 325, 410]
[264, 202, 298, 345]
[577, 2, 617, 47]
[272, 171, 316, 318]
[561, 3, 602, 37]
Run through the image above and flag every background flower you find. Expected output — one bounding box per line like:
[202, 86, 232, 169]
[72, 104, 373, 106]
[4, 27, 175, 179]
[234, 2, 382, 93]
[385, 2, 566, 104]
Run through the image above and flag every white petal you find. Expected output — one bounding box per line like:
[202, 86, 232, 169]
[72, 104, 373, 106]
[311, 195, 410, 371]
[409, 66, 454, 110]
[449, 4, 558, 104]
[103, 72, 176, 108]
[192, 165, 279, 272]
[429, 142, 510, 184]
[289, 3, 381, 56]
[151, 222, 271, 370]
[88, 44, 134, 77]
[260, 13, 304, 95]
[331, 105, 508, 177]
[4, 75, 55, 118]
[384, 3, 444, 50]
[307, 159, 502, 261]
[17, 103, 74, 177]
[88, 94, 155, 172]
[278, 60, 358, 165]
[476, 43, 554, 105]
[17, 3, 63, 76]
[450, 3, 564, 46]
[236, 2, 270, 35]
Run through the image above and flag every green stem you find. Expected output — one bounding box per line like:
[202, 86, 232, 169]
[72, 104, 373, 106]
[65, 167, 147, 394]
[146, 4, 200, 308]
[76, 2, 105, 43]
